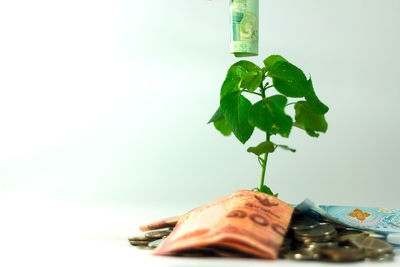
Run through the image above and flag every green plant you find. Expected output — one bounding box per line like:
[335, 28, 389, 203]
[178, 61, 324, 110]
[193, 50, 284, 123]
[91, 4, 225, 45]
[208, 55, 329, 197]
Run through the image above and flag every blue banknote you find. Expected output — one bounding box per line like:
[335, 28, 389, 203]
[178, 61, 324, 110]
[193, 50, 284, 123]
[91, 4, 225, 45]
[296, 199, 400, 245]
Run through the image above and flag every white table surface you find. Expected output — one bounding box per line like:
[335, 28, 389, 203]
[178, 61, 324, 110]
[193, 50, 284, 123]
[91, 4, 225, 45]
[1, 190, 399, 267]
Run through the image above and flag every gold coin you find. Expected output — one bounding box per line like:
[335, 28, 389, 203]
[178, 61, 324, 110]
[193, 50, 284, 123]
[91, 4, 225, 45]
[291, 215, 321, 231]
[366, 252, 395, 262]
[129, 240, 151, 246]
[145, 229, 172, 239]
[319, 247, 365, 262]
[128, 235, 154, 241]
[283, 249, 319, 261]
[303, 241, 338, 250]
[348, 235, 393, 255]
[294, 224, 337, 242]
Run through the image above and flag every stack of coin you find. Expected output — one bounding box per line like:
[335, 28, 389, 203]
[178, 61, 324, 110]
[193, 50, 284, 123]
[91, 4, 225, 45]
[129, 210, 396, 262]
[281, 211, 395, 262]
[128, 229, 172, 250]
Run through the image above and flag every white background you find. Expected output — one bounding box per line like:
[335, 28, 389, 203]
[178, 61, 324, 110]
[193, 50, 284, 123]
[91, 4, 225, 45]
[0, 0, 399, 266]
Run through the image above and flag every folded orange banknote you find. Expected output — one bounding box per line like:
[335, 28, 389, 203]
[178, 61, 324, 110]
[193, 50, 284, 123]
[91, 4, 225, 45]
[153, 190, 294, 259]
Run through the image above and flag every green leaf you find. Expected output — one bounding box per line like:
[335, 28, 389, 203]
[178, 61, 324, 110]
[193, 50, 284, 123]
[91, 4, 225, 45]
[268, 61, 309, 97]
[304, 78, 329, 115]
[247, 141, 275, 156]
[230, 60, 260, 73]
[263, 55, 287, 72]
[247, 95, 292, 137]
[230, 61, 262, 92]
[248, 100, 273, 132]
[294, 101, 328, 137]
[220, 91, 254, 144]
[207, 106, 223, 124]
[242, 70, 262, 92]
[213, 117, 231, 136]
[306, 129, 320, 137]
[267, 94, 287, 109]
[275, 144, 296, 152]
[220, 65, 246, 98]
[259, 185, 278, 197]
[265, 95, 293, 137]
[293, 122, 320, 137]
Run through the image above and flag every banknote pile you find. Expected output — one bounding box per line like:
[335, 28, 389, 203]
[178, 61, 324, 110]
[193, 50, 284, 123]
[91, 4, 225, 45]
[129, 212, 396, 262]
[128, 191, 398, 262]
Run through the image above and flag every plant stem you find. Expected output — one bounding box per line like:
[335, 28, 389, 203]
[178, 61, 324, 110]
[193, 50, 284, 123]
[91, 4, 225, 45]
[259, 133, 270, 190]
[242, 90, 263, 97]
[261, 85, 266, 98]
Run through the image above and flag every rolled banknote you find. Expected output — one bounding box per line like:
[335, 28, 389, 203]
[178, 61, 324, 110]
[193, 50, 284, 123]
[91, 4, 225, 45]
[230, 0, 259, 57]
[153, 190, 293, 259]
[296, 198, 400, 244]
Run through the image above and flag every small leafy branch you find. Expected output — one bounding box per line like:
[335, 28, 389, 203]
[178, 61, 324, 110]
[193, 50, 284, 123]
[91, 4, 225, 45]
[208, 55, 329, 197]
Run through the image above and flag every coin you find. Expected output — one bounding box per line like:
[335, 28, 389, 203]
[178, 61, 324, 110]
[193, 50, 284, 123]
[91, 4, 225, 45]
[294, 224, 337, 242]
[128, 235, 154, 242]
[145, 229, 172, 239]
[148, 238, 165, 248]
[366, 252, 395, 262]
[302, 241, 338, 250]
[319, 247, 365, 262]
[348, 235, 393, 255]
[129, 240, 151, 246]
[283, 249, 319, 261]
[132, 210, 397, 262]
[338, 231, 368, 242]
[291, 215, 321, 231]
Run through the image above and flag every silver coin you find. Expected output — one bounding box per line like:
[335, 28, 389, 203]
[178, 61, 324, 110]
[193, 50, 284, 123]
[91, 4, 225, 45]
[148, 238, 165, 248]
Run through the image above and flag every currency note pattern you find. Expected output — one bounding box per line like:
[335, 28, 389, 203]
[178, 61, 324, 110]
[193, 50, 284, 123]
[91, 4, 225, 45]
[320, 205, 400, 233]
[296, 198, 400, 235]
